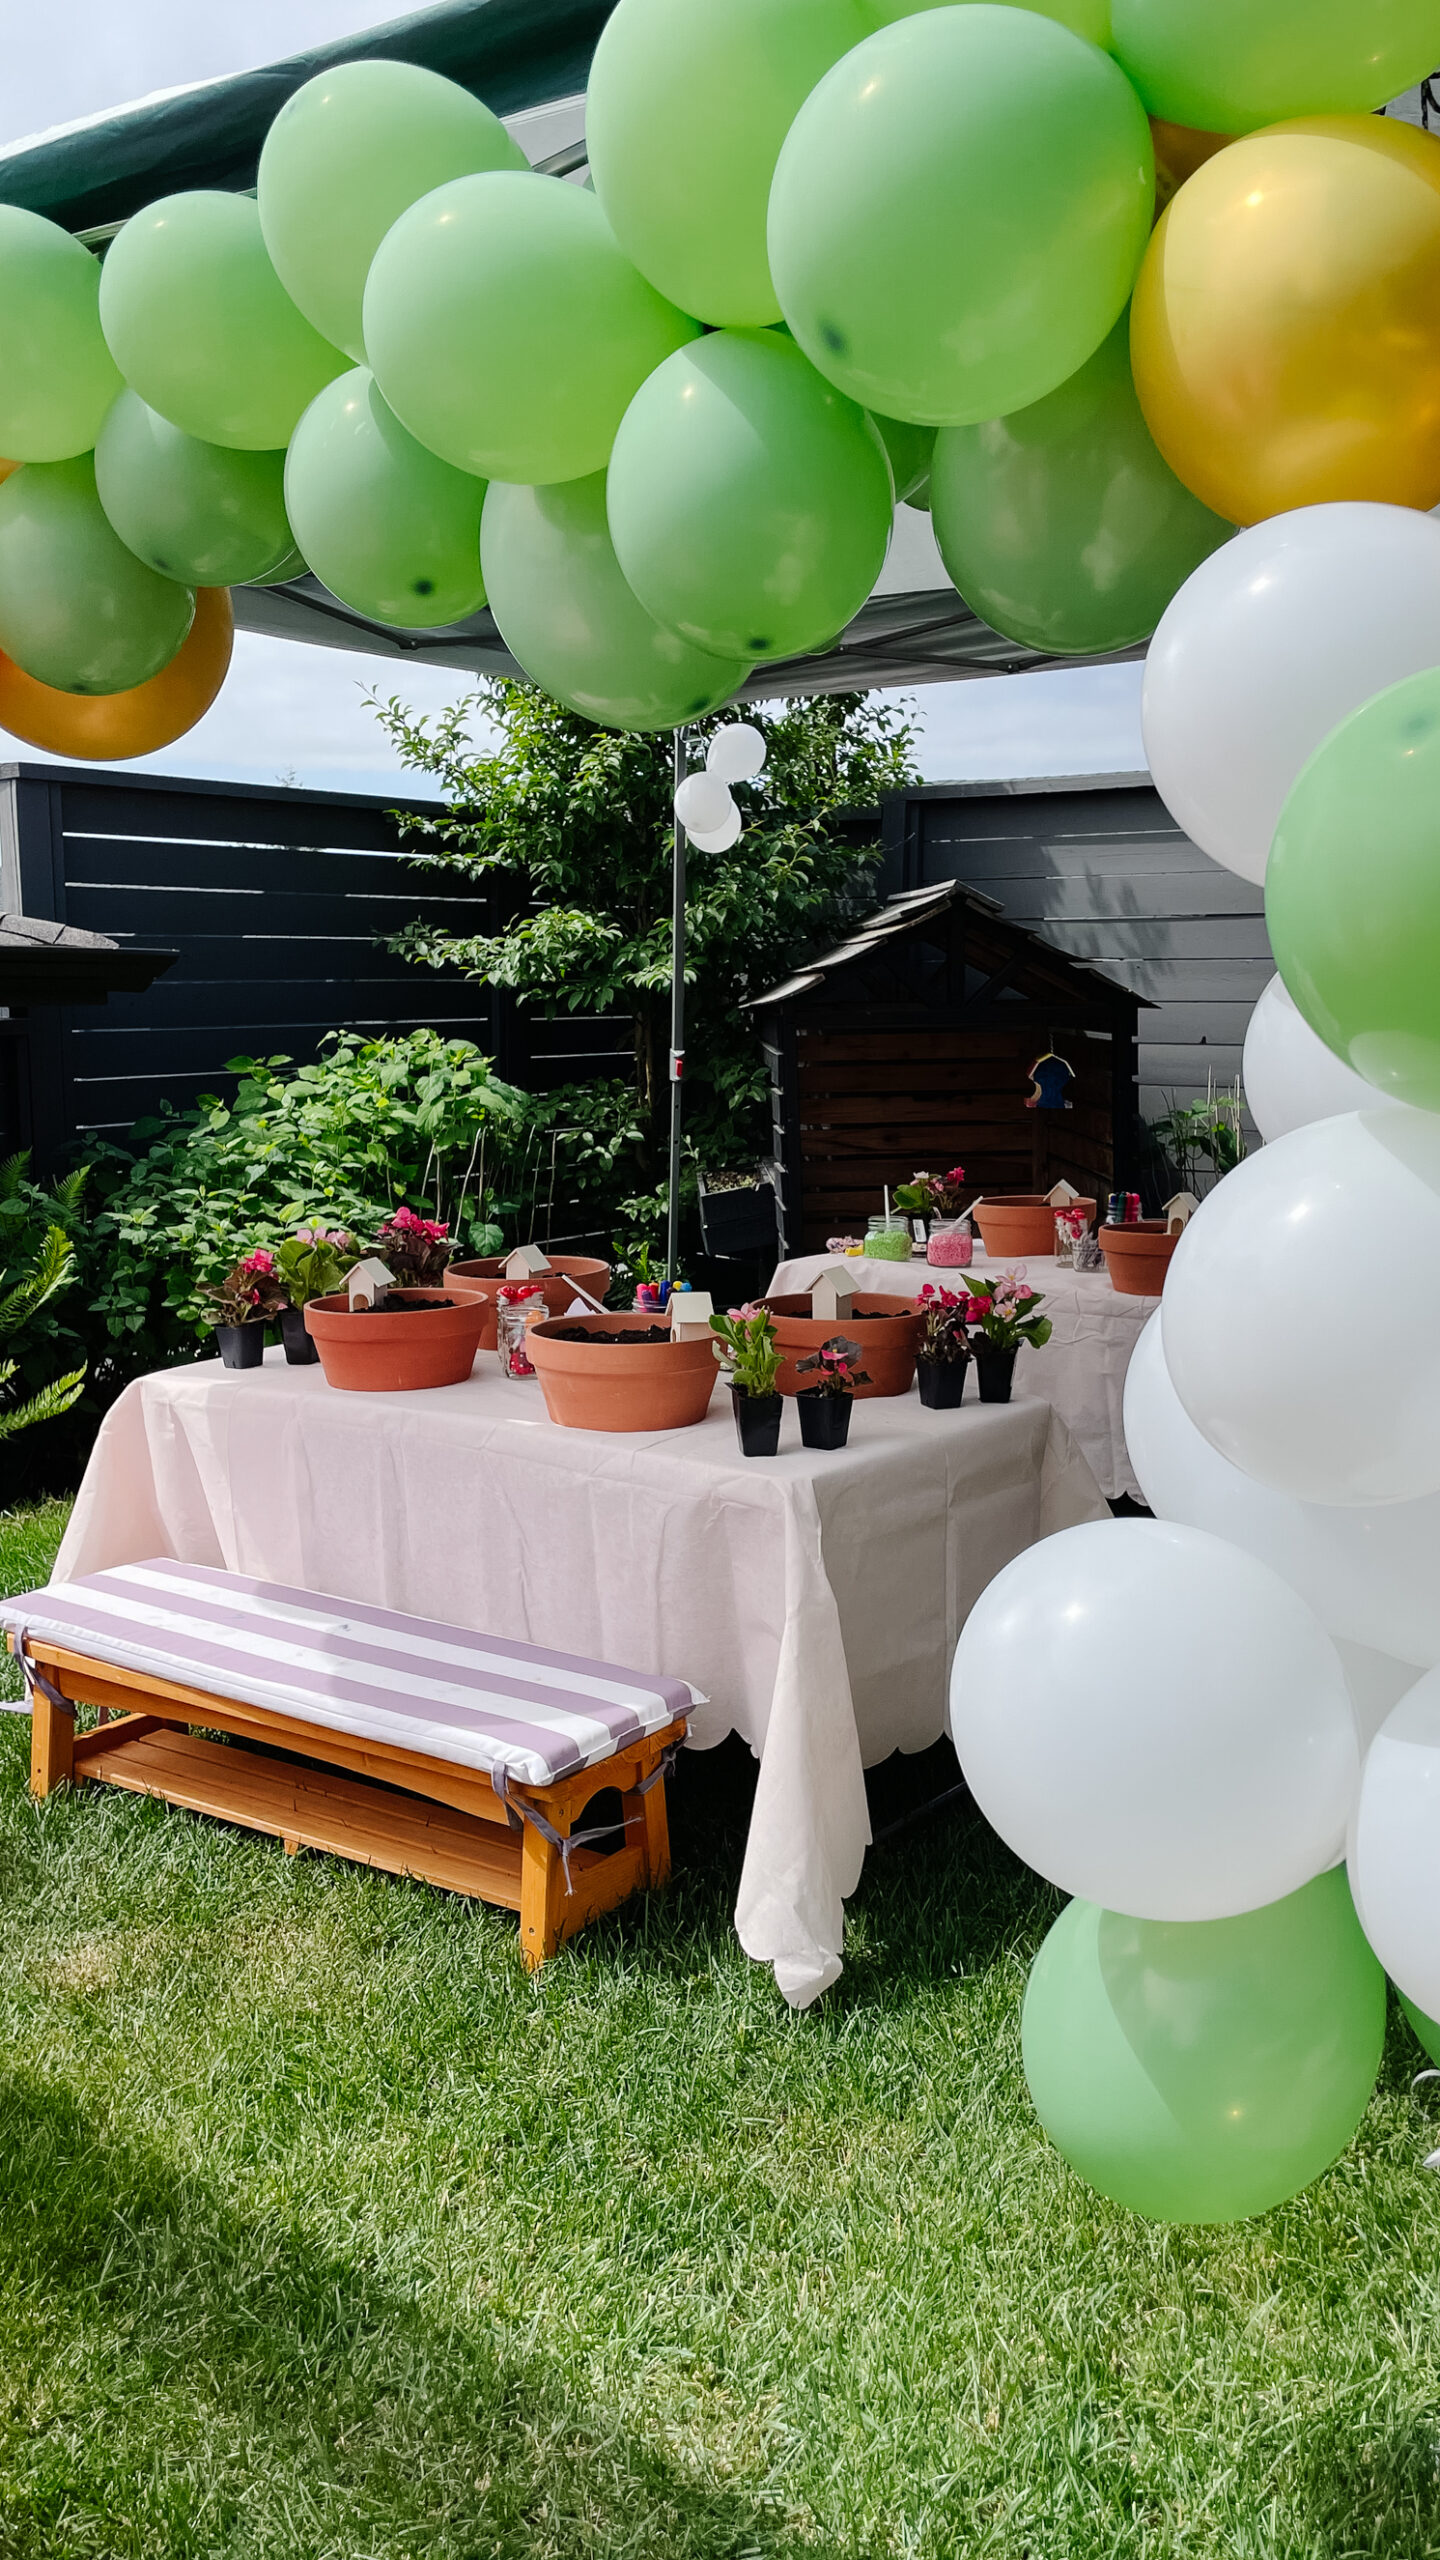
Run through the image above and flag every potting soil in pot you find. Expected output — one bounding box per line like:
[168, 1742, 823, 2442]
[335, 1293, 459, 1312]
[547, 1323, 671, 1345]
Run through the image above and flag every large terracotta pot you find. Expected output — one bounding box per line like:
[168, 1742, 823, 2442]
[762, 1294, 923, 1398]
[304, 1288, 488, 1391]
[444, 1253, 611, 1350]
[527, 1311, 718, 1433]
[973, 1194, 1096, 1259]
[1097, 1220, 1178, 1297]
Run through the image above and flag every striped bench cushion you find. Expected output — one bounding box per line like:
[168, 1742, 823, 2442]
[1, 1559, 699, 1789]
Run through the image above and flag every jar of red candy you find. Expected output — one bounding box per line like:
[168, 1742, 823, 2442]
[926, 1217, 973, 1268]
[496, 1281, 543, 1378]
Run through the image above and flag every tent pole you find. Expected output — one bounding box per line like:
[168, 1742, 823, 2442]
[665, 726, 686, 1285]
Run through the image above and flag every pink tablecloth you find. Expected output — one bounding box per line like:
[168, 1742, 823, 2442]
[768, 1251, 1157, 1502]
[55, 1349, 1106, 2007]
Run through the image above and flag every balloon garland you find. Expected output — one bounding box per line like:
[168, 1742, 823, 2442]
[0, 1, 1438, 2224]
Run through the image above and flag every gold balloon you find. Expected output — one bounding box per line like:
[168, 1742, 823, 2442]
[0, 583, 233, 759]
[1132, 115, 1440, 525]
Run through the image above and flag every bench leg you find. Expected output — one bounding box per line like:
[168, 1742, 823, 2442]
[30, 1685, 75, 1799]
[627, 1772, 671, 1890]
[518, 1823, 563, 1971]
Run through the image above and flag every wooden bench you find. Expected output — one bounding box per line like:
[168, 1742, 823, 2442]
[4, 1560, 696, 1968]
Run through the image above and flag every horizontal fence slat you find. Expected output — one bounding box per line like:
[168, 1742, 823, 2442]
[60, 833, 476, 899]
[64, 884, 485, 937]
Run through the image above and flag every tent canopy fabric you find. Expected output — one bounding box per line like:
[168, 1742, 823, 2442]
[0, 0, 608, 235]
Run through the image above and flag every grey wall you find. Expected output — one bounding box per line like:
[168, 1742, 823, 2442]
[879, 774, 1269, 1122]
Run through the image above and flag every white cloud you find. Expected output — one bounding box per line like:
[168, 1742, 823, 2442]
[891, 660, 1147, 785]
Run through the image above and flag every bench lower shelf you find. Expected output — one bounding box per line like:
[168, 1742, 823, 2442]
[79, 1722, 530, 1904]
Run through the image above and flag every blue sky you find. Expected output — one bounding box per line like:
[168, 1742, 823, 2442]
[3, 2, 1149, 797]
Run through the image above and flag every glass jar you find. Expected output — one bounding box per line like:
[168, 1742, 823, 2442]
[926, 1217, 973, 1269]
[866, 1215, 913, 1262]
[496, 1282, 543, 1378]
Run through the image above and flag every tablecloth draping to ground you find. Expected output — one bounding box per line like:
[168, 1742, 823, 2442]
[768, 1250, 1156, 1502]
[55, 1353, 1107, 2005]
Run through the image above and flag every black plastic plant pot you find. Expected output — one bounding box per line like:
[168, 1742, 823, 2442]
[973, 1342, 1017, 1405]
[700, 1180, 778, 1260]
[797, 1390, 852, 1449]
[280, 1306, 320, 1366]
[214, 1322, 265, 1371]
[731, 1386, 783, 1457]
[916, 1354, 968, 1410]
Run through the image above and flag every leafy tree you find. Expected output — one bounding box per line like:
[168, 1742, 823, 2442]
[372, 686, 919, 1215]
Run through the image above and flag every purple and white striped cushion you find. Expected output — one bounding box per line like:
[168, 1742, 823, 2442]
[1, 1558, 699, 1789]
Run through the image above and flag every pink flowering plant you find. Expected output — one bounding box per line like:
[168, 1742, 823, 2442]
[894, 1164, 967, 1220]
[273, 1225, 354, 1307]
[203, 1247, 289, 1329]
[963, 1267, 1053, 1353]
[795, 1333, 871, 1398]
[709, 1302, 782, 1399]
[368, 1205, 451, 1286]
[916, 1281, 971, 1366]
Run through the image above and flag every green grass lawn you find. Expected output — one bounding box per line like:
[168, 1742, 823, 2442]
[2, 1499, 1440, 2559]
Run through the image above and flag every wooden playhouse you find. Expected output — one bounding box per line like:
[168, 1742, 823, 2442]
[749, 880, 1148, 1257]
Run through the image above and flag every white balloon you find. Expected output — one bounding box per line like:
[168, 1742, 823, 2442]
[686, 803, 742, 852]
[706, 721, 766, 782]
[1334, 1639, 1424, 1755]
[1349, 1667, 1440, 2017]
[948, 1517, 1358, 1922]
[1124, 1312, 1440, 1669]
[1161, 1109, 1440, 1505]
[1244, 974, 1403, 1145]
[1143, 504, 1440, 885]
[673, 769, 732, 833]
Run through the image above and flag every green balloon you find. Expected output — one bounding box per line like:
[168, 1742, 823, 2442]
[585, 0, 872, 327]
[0, 207, 122, 464]
[870, 411, 935, 506]
[285, 370, 486, 630]
[607, 331, 892, 662]
[247, 546, 307, 586]
[0, 456, 194, 694]
[94, 391, 292, 587]
[257, 58, 527, 365]
[929, 315, 1231, 655]
[1022, 1870, 1385, 2224]
[481, 474, 751, 733]
[1112, 0, 1440, 133]
[99, 192, 347, 452]
[864, 0, 1111, 40]
[1268, 669, 1440, 1114]
[1401, 1994, 1440, 2069]
[365, 172, 698, 488]
[768, 8, 1153, 426]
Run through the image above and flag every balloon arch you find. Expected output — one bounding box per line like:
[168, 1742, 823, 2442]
[2, 0, 1440, 2223]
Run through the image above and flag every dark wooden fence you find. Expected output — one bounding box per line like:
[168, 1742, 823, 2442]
[0, 763, 645, 1174]
[877, 773, 1269, 1121]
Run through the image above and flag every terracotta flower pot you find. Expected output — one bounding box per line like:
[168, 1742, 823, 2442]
[527, 1312, 718, 1433]
[304, 1288, 488, 1391]
[972, 1194, 1096, 1259]
[762, 1294, 922, 1399]
[444, 1254, 612, 1350]
[1097, 1220, 1179, 1298]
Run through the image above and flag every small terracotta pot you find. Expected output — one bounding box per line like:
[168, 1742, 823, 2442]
[527, 1312, 718, 1433]
[444, 1254, 612, 1349]
[304, 1289, 487, 1392]
[973, 1194, 1096, 1259]
[1097, 1220, 1179, 1297]
[762, 1294, 922, 1399]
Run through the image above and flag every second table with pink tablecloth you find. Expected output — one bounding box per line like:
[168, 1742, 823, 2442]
[766, 1249, 1156, 1501]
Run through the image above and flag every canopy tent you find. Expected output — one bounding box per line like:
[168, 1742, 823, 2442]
[0, 0, 1143, 696]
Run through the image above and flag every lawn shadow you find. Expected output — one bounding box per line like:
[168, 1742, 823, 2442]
[1298, 2409, 1440, 2558]
[0, 2068, 807, 2560]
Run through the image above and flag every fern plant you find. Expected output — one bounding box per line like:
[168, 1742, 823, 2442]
[0, 1220, 85, 1441]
